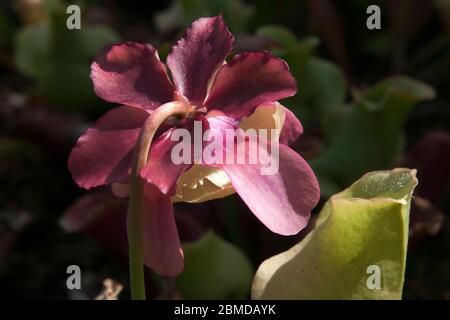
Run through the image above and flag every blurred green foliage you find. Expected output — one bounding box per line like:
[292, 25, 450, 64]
[14, 0, 119, 113]
[155, 0, 254, 33]
[314, 77, 435, 196]
[256, 25, 346, 125]
[177, 231, 253, 299]
[0, 10, 16, 47]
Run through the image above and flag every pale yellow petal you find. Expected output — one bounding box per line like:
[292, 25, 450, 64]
[172, 165, 235, 203]
[239, 102, 286, 141]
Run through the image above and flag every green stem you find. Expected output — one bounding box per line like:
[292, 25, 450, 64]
[127, 101, 194, 300]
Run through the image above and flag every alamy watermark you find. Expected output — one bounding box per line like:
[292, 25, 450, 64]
[66, 264, 81, 290]
[366, 265, 381, 290]
[366, 5, 381, 30]
[66, 5, 81, 30]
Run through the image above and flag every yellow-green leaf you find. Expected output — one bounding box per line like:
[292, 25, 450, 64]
[252, 168, 417, 300]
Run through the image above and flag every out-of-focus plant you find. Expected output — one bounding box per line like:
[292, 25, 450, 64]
[14, 0, 119, 113]
[0, 10, 16, 49]
[177, 231, 253, 299]
[256, 25, 347, 126]
[313, 77, 435, 196]
[252, 168, 417, 299]
[154, 0, 254, 34]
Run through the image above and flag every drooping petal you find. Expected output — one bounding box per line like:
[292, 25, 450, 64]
[220, 140, 320, 235]
[171, 106, 304, 204]
[141, 186, 184, 277]
[172, 105, 303, 204]
[139, 128, 192, 195]
[204, 52, 297, 120]
[68, 106, 149, 189]
[167, 15, 234, 105]
[91, 42, 175, 110]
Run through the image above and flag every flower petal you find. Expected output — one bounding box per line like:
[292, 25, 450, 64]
[172, 165, 235, 203]
[167, 15, 234, 105]
[220, 140, 320, 235]
[68, 106, 149, 189]
[142, 186, 184, 277]
[140, 128, 192, 195]
[172, 106, 304, 203]
[204, 52, 297, 120]
[91, 42, 175, 109]
[240, 102, 303, 145]
[279, 104, 303, 145]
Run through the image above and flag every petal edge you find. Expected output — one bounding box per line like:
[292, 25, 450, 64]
[91, 42, 175, 109]
[167, 15, 234, 105]
[204, 51, 297, 120]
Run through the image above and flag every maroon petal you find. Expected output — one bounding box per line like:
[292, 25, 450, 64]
[68, 106, 149, 189]
[204, 52, 297, 120]
[167, 15, 234, 105]
[280, 105, 303, 145]
[220, 140, 320, 235]
[139, 128, 192, 195]
[91, 42, 175, 110]
[205, 111, 238, 134]
[141, 186, 184, 277]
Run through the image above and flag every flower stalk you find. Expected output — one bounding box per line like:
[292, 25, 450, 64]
[127, 101, 194, 300]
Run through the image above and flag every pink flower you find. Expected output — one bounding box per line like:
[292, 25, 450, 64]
[68, 16, 320, 277]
